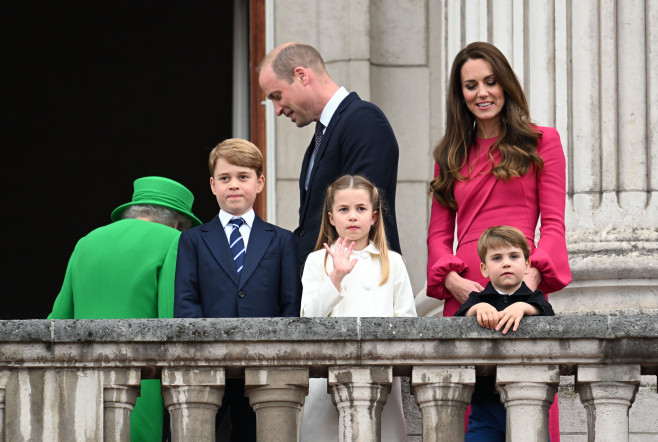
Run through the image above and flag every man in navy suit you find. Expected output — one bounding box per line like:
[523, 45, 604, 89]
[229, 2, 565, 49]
[174, 138, 302, 441]
[258, 41, 401, 272]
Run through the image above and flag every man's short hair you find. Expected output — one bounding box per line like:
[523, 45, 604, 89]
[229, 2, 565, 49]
[269, 43, 326, 82]
[477, 225, 530, 262]
[208, 138, 264, 177]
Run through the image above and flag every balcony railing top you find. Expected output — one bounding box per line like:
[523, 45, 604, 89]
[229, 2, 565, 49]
[1, 316, 657, 377]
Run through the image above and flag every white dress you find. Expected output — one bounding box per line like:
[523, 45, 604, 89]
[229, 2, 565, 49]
[300, 241, 417, 441]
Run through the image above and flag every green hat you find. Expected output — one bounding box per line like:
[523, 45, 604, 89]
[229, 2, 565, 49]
[111, 176, 202, 226]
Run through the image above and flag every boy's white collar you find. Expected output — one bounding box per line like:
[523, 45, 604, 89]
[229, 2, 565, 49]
[219, 209, 255, 227]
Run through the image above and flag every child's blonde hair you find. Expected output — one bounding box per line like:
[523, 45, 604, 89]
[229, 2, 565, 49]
[316, 175, 391, 285]
[208, 138, 264, 177]
[477, 225, 530, 262]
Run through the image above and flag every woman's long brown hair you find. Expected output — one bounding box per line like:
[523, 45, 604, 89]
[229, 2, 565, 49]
[430, 42, 544, 210]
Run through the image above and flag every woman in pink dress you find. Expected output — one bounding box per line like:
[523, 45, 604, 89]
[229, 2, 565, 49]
[427, 42, 572, 441]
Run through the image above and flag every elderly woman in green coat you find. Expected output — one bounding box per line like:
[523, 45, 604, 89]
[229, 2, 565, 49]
[48, 176, 202, 442]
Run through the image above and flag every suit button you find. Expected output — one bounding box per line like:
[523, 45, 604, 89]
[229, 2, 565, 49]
[503, 296, 509, 304]
[299, 230, 304, 237]
[238, 291, 246, 298]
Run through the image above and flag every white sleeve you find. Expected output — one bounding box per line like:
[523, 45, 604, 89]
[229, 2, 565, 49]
[391, 253, 418, 317]
[300, 251, 345, 317]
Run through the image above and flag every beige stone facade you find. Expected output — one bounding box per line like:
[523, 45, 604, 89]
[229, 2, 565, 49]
[265, 0, 658, 315]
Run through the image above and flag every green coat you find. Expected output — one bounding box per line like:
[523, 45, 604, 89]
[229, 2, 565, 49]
[48, 218, 180, 441]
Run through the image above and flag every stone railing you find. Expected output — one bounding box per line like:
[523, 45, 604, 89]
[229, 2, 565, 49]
[0, 316, 656, 442]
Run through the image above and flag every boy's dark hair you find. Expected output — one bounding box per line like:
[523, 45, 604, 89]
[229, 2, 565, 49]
[209, 138, 264, 177]
[477, 225, 530, 262]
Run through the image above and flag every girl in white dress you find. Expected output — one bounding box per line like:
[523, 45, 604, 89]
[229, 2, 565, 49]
[300, 174, 417, 441]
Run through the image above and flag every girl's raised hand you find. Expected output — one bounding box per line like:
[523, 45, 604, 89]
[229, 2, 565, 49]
[325, 237, 358, 291]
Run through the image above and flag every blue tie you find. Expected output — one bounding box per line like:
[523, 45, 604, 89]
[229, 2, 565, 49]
[229, 218, 246, 273]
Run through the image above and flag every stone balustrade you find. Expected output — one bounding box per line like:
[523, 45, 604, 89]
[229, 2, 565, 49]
[0, 316, 656, 441]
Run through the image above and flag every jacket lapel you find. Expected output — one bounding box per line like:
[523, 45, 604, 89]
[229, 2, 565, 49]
[239, 216, 273, 287]
[201, 216, 240, 286]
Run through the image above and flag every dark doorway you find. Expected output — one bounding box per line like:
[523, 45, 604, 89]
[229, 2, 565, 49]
[2, 2, 236, 319]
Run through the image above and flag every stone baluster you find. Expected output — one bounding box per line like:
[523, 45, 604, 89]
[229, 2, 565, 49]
[103, 385, 140, 442]
[496, 365, 560, 442]
[0, 371, 5, 442]
[0, 369, 7, 442]
[102, 368, 141, 442]
[576, 364, 641, 442]
[329, 366, 392, 442]
[0, 388, 4, 442]
[411, 366, 475, 442]
[161, 367, 225, 442]
[244, 367, 309, 442]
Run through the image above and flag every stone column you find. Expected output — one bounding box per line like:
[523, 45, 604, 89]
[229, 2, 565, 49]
[0, 388, 4, 442]
[103, 385, 140, 442]
[370, 0, 431, 293]
[0, 369, 7, 442]
[102, 368, 142, 442]
[0, 370, 6, 442]
[329, 366, 392, 442]
[556, 0, 658, 315]
[161, 367, 225, 442]
[576, 365, 641, 442]
[244, 367, 309, 442]
[411, 366, 475, 442]
[496, 365, 560, 442]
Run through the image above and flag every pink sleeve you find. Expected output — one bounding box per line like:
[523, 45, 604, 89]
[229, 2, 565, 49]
[532, 127, 572, 293]
[426, 163, 468, 300]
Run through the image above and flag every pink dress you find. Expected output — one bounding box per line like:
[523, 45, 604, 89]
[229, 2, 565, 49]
[426, 126, 571, 441]
[427, 126, 571, 316]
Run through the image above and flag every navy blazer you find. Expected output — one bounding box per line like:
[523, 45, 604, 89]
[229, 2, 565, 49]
[174, 215, 302, 318]
[295, 92, 401, 272]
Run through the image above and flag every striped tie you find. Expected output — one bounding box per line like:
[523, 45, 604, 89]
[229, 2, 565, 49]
[305, 121, 325, 190]
[229, 218, 246, 273]
[313, 121, 325, 157]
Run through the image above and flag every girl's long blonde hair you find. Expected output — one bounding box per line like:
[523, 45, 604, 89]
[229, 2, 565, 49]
[315, 175, 390, 285]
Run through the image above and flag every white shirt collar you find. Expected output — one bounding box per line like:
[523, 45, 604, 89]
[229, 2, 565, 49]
[219, 209, 255, 228]
[319, 86, 349, 129]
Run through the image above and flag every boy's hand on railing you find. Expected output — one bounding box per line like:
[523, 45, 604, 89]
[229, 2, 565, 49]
[496, 302, 541, 334]
[468, 303, 502, 329]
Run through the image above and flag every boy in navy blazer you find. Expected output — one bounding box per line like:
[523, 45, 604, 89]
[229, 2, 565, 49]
[175, 138, 302, 441]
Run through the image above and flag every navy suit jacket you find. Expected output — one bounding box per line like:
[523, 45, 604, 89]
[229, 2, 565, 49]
[174, 215, 302, 318]
[295, 92, 401, 272]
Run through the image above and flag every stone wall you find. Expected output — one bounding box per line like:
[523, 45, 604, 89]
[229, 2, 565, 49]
[267, 0, 658, 313]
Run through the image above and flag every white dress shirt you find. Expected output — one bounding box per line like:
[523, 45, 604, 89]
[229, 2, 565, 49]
[218, 209, 255, 250]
